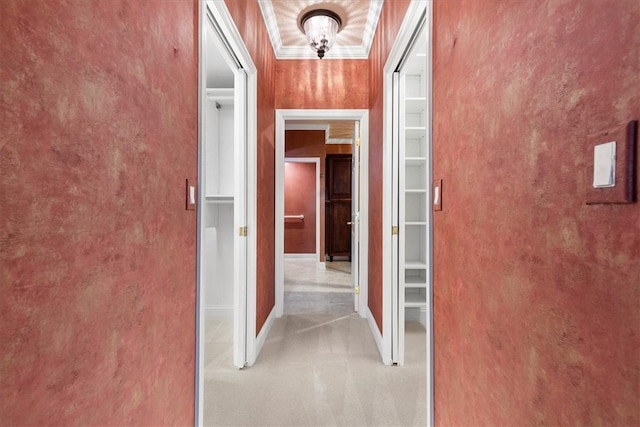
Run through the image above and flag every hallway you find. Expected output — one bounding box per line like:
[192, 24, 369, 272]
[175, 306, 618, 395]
[203, 260, 427, 426]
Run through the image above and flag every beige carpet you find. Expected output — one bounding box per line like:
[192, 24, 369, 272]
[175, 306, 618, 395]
[203, 314, 426, 426]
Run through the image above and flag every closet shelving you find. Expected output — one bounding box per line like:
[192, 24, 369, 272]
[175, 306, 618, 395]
[400, 66, 428, 316]
[205, 88, 235, 204]
[203, 88, 235, 317]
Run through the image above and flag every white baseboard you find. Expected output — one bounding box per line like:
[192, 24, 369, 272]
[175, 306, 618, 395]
[316, 261, 326, 270]
[205, 305, 233, 318]
[283, 253, 315, 260]
[247, 306, 275, 366]
[367, 307, 392, 365]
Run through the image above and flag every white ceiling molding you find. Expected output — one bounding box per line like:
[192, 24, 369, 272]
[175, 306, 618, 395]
[258, 0, 384, 60]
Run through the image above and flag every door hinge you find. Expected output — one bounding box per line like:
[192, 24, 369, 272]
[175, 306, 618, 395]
[355, 285, 360, 295]
[239, 226, 247, 237]
[392, 226, 399, 235]
[355, 138, 360, 147]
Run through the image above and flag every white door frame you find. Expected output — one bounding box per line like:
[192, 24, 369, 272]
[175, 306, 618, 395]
[382, 0, 434, 426]
[283, 157, 321, 264]
[275, 109, 369, 318]
[196, 1, 257, 426]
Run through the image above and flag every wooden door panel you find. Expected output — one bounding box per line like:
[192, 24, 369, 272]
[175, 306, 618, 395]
[327, 155, 352, 199]
[326, 201, 351, 259]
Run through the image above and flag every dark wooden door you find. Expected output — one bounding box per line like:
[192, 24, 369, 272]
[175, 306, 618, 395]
[325, 155, 352, 261]
[327, 155, 352, 199]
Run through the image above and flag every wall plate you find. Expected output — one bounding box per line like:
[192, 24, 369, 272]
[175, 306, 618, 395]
[586, 120, 637, 204]
[186, 179, 196, 211]
[433, 179, 442, 211]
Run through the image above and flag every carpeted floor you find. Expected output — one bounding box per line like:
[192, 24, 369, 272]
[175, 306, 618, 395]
[203, 259, 427, 426]
[203, 314, 426, 426]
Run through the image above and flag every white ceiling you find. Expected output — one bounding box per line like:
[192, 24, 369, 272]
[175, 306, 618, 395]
[258, 0, 384, 60]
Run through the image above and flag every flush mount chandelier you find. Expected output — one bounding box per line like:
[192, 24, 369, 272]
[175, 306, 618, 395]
[299, 9, 343, 59]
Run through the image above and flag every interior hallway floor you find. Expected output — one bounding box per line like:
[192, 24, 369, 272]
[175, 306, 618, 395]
[203, 259, 427, 426]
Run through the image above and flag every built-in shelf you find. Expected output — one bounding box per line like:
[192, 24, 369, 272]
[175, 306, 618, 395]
[405, 127, 427, 139]
[401, 69, 428, 319]
[405, 157, 427, 165]
[405, 290, 427, 307]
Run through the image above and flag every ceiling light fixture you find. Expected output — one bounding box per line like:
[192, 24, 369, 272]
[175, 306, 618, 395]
[299, 9, 342, 59]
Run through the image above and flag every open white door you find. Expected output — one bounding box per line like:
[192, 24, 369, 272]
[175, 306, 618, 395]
[383, 0, 434, 425]
[351, 121, 360, 312]
[196, 1, 257, 425]
[232, 68, 248, 369]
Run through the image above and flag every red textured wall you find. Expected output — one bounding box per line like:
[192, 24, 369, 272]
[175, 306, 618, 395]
[284, 163, 317, 254]
[0, 0, 198, 425]
[286, 130, 327, 259]
[367, 0, 412, 332]
[275, 60, 368, 109]
[224, 0, 277, 335]
[433, 0, 640, 425]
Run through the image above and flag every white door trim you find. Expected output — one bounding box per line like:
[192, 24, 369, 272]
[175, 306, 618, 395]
[382, 0, 433, 426]
[283, 157, 321, 265]
[275, 109, 369, 319]
[196, 1, 257, 426]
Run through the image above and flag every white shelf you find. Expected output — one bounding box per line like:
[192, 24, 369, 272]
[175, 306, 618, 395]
[405, 261, 428, 269]
[405, 97, 426, 113]
[405, 127, 427, 139]
[405, 290, 427, 307]
[405, 221, 427, 226]
[406, 156, 427, 164]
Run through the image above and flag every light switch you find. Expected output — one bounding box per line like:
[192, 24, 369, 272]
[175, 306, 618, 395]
[433, 179, 442, 211]
[593, 141, 616, 188]
[186, 179, 196, 211]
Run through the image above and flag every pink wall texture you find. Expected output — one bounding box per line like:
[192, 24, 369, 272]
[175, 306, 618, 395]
[286, 130, 328, 260]
[224, 0, 277, 335]
[284, 163, 317, 254]
[433, 0, 640, 424]
[275, 60, 369, 110]
[367, 0, 412, 332]
[1, 0, 198, 424]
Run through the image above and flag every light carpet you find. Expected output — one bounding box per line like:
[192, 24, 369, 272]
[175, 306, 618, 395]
[203, 314, 426, 426]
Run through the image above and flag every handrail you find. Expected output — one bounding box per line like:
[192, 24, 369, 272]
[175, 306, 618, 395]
[284, 214, 304, 220]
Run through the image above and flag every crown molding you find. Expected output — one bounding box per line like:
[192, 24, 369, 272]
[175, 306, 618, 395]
[258, 0, 384, 60]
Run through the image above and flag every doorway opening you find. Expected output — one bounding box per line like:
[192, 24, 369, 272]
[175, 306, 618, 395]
[195, 1, 257, 426]
[275, 110, 369, 319]
[382, 0, 433, 425]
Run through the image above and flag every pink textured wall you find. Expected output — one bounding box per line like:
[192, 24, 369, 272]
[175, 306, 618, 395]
[0, 0, 198, 425]
[275, 60, 369, 109]
[224, 0, 277, 334]
[286, 130, 327, 260]
[367, 0, 412, 332]
[284, 163, 317, 254]
[433, 0, 640, 425]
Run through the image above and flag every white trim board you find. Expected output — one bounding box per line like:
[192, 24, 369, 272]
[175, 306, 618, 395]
[367, 306, 391, 365]
[248, 307, 275, 366]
